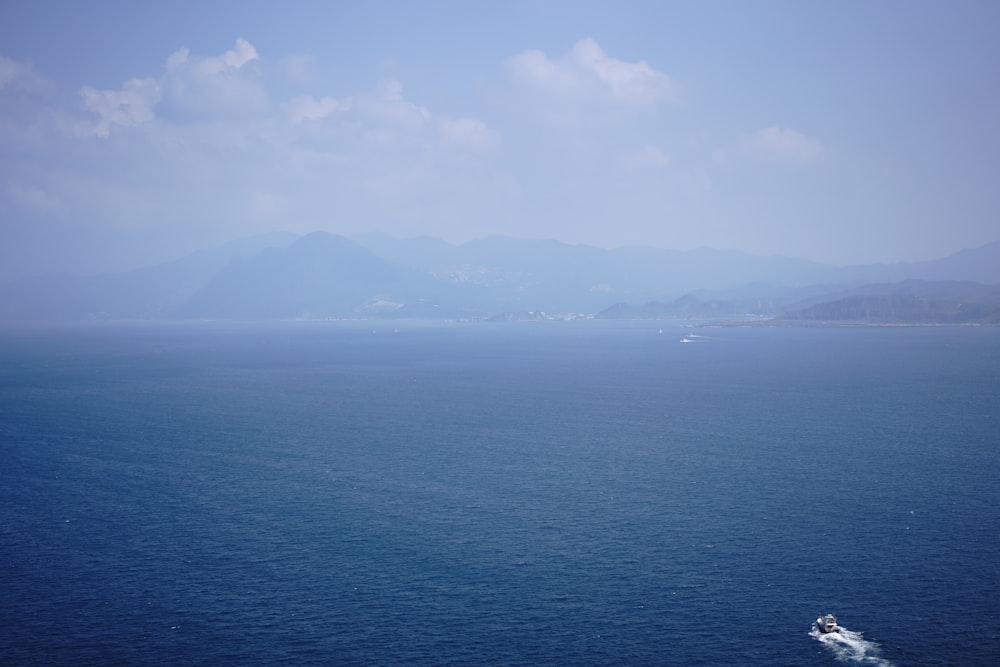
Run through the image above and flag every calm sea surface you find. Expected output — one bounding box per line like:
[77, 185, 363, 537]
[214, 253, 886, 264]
[1, 321, 998, 666]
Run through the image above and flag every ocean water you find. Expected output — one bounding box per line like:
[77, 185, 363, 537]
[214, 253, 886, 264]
[1, 321, 997, 666]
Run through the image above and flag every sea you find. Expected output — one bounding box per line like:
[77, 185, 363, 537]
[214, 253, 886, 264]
[1, 320, 997, 666]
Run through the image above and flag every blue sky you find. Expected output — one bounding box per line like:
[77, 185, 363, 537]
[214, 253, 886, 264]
[1, 0, 998, 280]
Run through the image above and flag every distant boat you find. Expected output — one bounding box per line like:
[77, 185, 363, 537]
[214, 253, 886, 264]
[816, 613, 839, 633]
[680, 337, 693, 343]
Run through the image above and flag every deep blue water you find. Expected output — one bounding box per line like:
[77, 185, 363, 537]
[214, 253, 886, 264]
[1, 321, 998, 666]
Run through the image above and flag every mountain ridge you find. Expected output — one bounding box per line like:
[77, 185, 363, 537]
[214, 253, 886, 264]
[2, 231, 998, 322]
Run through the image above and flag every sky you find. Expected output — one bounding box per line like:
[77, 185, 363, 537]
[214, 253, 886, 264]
[1, 0, 998, 281]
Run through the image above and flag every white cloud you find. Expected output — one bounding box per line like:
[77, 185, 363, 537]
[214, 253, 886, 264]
[278, 54, 317, 85]
[160, 38, 268, 121]
[222, 38, 259, 68]
[314, 80, 501, 188]
[619, 145, 670, 170]
[437, 117, 500, 152]
[283, 79, 498, 157]
[80, 77, 161, 137]
[355, 78, 433, 130]
[165, 37, 259, 74]
[739, 126, 824, 164]
[506, 38, 680, 126]
[0, 56, 51, 94]
[245, 189, 282, 221]
[75, 38, 269, 136]
[283, 94, 342, 124]
[569, 38, 677, 107]
[0, 39, 509, 254]
[0, 57, 62, 143]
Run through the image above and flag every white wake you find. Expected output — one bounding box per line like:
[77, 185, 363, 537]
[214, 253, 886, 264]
[810, 624, 895, 666]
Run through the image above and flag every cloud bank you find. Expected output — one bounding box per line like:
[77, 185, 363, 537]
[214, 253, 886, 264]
[505, 37, 681, 126]
[0, 35, 844, 279]
[0, 38, 506, 252]
[739, 126, 825, 165]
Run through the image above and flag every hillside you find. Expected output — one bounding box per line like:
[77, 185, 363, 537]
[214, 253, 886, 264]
[177, 232, 478, 319]
[1, 232, 998, 322]
[0, 232, 296, 320]
[598, 280, 1000, 325]
[780, 280, 1000, 324]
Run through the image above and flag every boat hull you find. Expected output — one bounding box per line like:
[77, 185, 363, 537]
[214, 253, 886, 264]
[816, 615, 839, 633]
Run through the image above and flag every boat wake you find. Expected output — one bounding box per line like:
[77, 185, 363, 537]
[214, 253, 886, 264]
[810, 624, 895, 666]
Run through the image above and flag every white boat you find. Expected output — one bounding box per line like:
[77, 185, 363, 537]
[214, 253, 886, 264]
[816, 613, 839, 633]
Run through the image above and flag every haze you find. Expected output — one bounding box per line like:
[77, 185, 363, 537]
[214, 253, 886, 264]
[1, 0, 998, 283]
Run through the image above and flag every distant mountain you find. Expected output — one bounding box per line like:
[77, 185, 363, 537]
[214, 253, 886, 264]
[790, 240, 1000, 286]
[598, 280, 1000, 324]
[0, 232, 296, 320]
[353, 234, 1000, 310]
[1, 231, 998, 322]
[781, 280, 1000, 324]
[178, 232, 478, 319]
[352, 234, 831, 311]
[922, 240, 1000, 283]
[598, 295, 743, 320]
[596, 282, 834, 320]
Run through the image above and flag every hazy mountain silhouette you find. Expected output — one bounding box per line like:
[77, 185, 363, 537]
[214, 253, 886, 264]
[352, 234, 830, 311]
[799, 240, 1000, 285]
[780, 280, 1000, 323]
[0, 232, 295, 320]
[599, 279, 1000, 324]
[1, 231, 998, 322]
[178, 232, 479, 319]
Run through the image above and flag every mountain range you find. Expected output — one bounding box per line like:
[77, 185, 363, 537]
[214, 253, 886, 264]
[2, 232, 999, 324]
